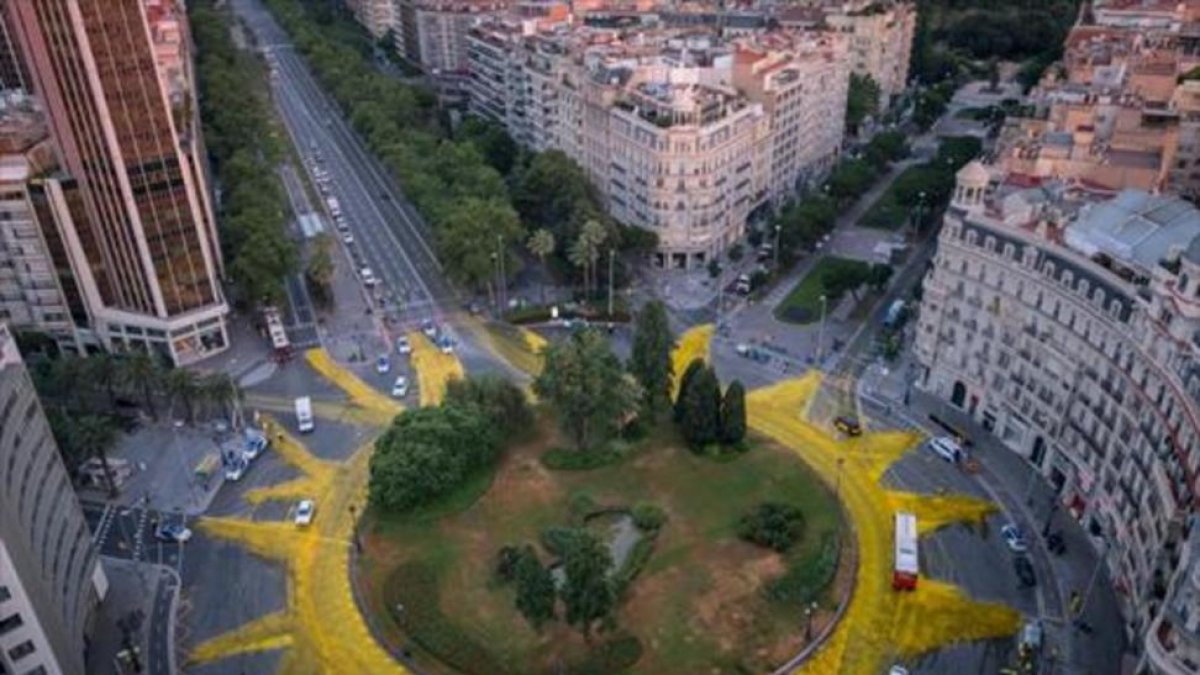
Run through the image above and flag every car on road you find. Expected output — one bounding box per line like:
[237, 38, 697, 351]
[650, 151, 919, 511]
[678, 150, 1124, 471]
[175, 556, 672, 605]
[735, 274, 752, 295]
[295, 500, 316, 527]
[395, 336, 411, 355]
[243, 432, 269, 462]
[1001, 524, 1029, 553]
[1013, 555, 1036, 587]
[438, 335, 455, 354]
[342, 232, 354, 244]
[361, 267, 378, 287]
[834, 415, 863, 436]
[888, 667, 909, 675]
[421, 319, 437, 338]
[927, 436, 964, 463]
[155, 523, 192, 543]
[391, 376, 408, 398]
[376, 355, 391, 374]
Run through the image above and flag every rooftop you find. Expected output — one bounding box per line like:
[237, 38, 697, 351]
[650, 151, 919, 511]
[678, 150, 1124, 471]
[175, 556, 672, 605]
[1065, 190, 1200, 271]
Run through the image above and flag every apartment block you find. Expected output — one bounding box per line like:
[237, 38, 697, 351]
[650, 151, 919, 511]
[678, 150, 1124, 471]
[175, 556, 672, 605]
[397, 0, 508, 85]
[8, 0, 229, 366]
[915, 161, 1199, 657]
[0, 323, 106, 675]
[467, 20, 848, 267]
[346, 0, 398, 39]
[1146, 525, 1199, 675]
[0, 95, 90, 355]
[821, 0, 915, 109]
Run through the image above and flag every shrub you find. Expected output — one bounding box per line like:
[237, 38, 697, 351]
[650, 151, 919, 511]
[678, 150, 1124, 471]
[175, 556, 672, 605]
[737, 502, 806, 553]
[540, 526, 588, 558]
[631, 503, 667, 532]
[568, 492, 598, 519]
[495, 545, 521, 583]
[766, 532, 840, 606]
[541, 440, 634, 471]
[445, 375, 533, 440]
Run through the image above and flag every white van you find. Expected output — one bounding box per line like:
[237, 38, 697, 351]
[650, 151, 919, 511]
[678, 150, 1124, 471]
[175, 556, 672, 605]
[927, 436, 964, 463]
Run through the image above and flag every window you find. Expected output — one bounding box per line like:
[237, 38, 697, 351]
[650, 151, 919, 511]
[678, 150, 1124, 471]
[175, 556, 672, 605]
[0, 586, 8, 602]
[7, 640, 34, 662]
[0, 612, 23, 636]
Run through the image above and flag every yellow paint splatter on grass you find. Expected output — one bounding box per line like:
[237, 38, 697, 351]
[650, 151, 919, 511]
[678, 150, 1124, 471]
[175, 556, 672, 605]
[670, 323, 713, 399]
[748, 374, 1021, 675]
[408, 331, 465, 407]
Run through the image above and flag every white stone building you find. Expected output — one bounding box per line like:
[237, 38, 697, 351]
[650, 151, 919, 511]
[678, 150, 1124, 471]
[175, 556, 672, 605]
[916, 161, 1200, 655]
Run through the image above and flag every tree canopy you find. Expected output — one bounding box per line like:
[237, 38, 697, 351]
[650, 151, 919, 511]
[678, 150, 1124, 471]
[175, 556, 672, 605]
[629, 301, 674, 418]
[846, 73, 881, 133]
[560, 529, 616, 637]
[533, 330, 640, 452]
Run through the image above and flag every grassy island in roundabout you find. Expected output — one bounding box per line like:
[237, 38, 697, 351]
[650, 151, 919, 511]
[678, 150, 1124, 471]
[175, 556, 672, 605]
[186, 328, 1022, 675]
[358, 414, 850, 675]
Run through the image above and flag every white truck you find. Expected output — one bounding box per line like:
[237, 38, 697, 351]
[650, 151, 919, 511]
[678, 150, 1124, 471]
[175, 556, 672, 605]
[295, 396, 314, 433]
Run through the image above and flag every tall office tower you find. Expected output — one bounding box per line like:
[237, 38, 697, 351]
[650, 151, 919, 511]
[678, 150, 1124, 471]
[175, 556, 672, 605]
[0, 0, 28, 92]
[7, 0, 228, 365]
[0, 323, 107, 675]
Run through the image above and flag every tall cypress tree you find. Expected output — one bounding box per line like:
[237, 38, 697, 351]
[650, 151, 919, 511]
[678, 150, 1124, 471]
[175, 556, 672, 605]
[629, 301, 674, 419]
[674, 358, 706, 422]
[720, 380, 747, 446]
[679, 365, 721, 451]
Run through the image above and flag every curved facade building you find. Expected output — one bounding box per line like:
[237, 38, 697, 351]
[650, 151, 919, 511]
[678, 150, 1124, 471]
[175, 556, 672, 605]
[915, 163, 1198, 653]
[0, 324, 104, 675]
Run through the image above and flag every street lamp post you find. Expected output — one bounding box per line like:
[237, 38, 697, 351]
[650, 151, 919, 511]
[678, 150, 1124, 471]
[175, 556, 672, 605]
[774, 224, 782, 269]
[816, 294, 828, 364]
[804, 602, 818, 641]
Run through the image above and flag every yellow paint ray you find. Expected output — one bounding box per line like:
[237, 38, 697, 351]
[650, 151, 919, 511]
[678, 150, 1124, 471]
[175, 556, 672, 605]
[244, 476, 329, 506]
[305, 348, 404, 416]
[462, 318, 546, 378]
[408, 332, 465, 407]
[187, 611, 295, 665]
[245, 393, 358, 425]
[892, 579, 1022, 656]
[196, 518, 304, 561]
[670, 323, 714, 400]
[259, 417, 337, 481]
[886, 491, 999, 534]
[747, 373, 1020, 675]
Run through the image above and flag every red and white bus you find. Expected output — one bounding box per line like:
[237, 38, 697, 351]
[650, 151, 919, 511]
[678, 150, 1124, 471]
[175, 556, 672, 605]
[893, 512, 919, 591]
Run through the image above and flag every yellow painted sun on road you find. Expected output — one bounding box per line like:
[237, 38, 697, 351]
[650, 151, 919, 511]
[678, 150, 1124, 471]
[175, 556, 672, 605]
[188, 332, 1020, 675]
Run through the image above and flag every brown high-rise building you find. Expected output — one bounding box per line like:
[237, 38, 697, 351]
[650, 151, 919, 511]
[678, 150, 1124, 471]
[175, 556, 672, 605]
[7, 0, 228, 365]
[0, 0, 29, 91]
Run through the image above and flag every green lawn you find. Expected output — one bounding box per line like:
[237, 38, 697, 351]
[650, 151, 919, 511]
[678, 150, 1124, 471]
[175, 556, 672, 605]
[358, 415, 846, 675]
[774, 256, 870, 324]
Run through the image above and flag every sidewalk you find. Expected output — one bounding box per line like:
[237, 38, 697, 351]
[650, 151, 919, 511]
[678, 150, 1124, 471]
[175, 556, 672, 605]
[86, 558, 179, 675]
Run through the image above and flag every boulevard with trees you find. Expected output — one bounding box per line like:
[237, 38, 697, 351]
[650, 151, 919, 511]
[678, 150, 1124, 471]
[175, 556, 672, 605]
[190, 1, 297, 307]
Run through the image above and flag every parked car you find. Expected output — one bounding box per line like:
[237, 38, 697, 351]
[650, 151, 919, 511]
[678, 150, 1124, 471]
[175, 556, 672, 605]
[438, 335, 455, 354]
[1013, 555, 1036, 587]
[395, 336, 411, 355]
[391, 376, 408, 398]
[1001, 524, 1029, 553]
[155, 523, 192, 543]
[1019, 619, 1044, 653]
[361, 267, 378, 287]
[342, 232, 355, 245]
[888, 667, 910, 675]
[376, 355, 391, 374]
[927, 436, 964, 463]
[421, 319, 437, 338]
[834, 415, 863, 436]
[295, 499, 316, 526]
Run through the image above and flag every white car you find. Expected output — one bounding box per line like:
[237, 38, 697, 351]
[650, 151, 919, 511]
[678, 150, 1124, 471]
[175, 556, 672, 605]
[395, 336, 411, 355]
[888, 667, 910, 675]
[927, 436, 964, 463]
[391, 376, 409, 398]
[1001, 524, 1028, 553]
[361, 267, 378, 287]
[342, 232, 355, 245]
[376, 355, 391, 374]
[295, 500, 316, 526]
[421, 319, 437, 338]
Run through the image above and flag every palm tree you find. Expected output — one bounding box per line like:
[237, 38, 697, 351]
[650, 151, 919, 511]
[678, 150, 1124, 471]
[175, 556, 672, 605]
[118, 351, 164, 420]
[165, 369, 200, 425]
[200, 372, 241, 425]
[75, 414, 118, 498]
[574, 220, 607, 301]
[83, 355, 119, 410]
[527, 228, 556, 305]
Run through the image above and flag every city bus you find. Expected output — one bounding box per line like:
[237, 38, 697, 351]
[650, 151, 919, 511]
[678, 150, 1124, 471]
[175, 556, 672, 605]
[893, 512, 919, 591]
